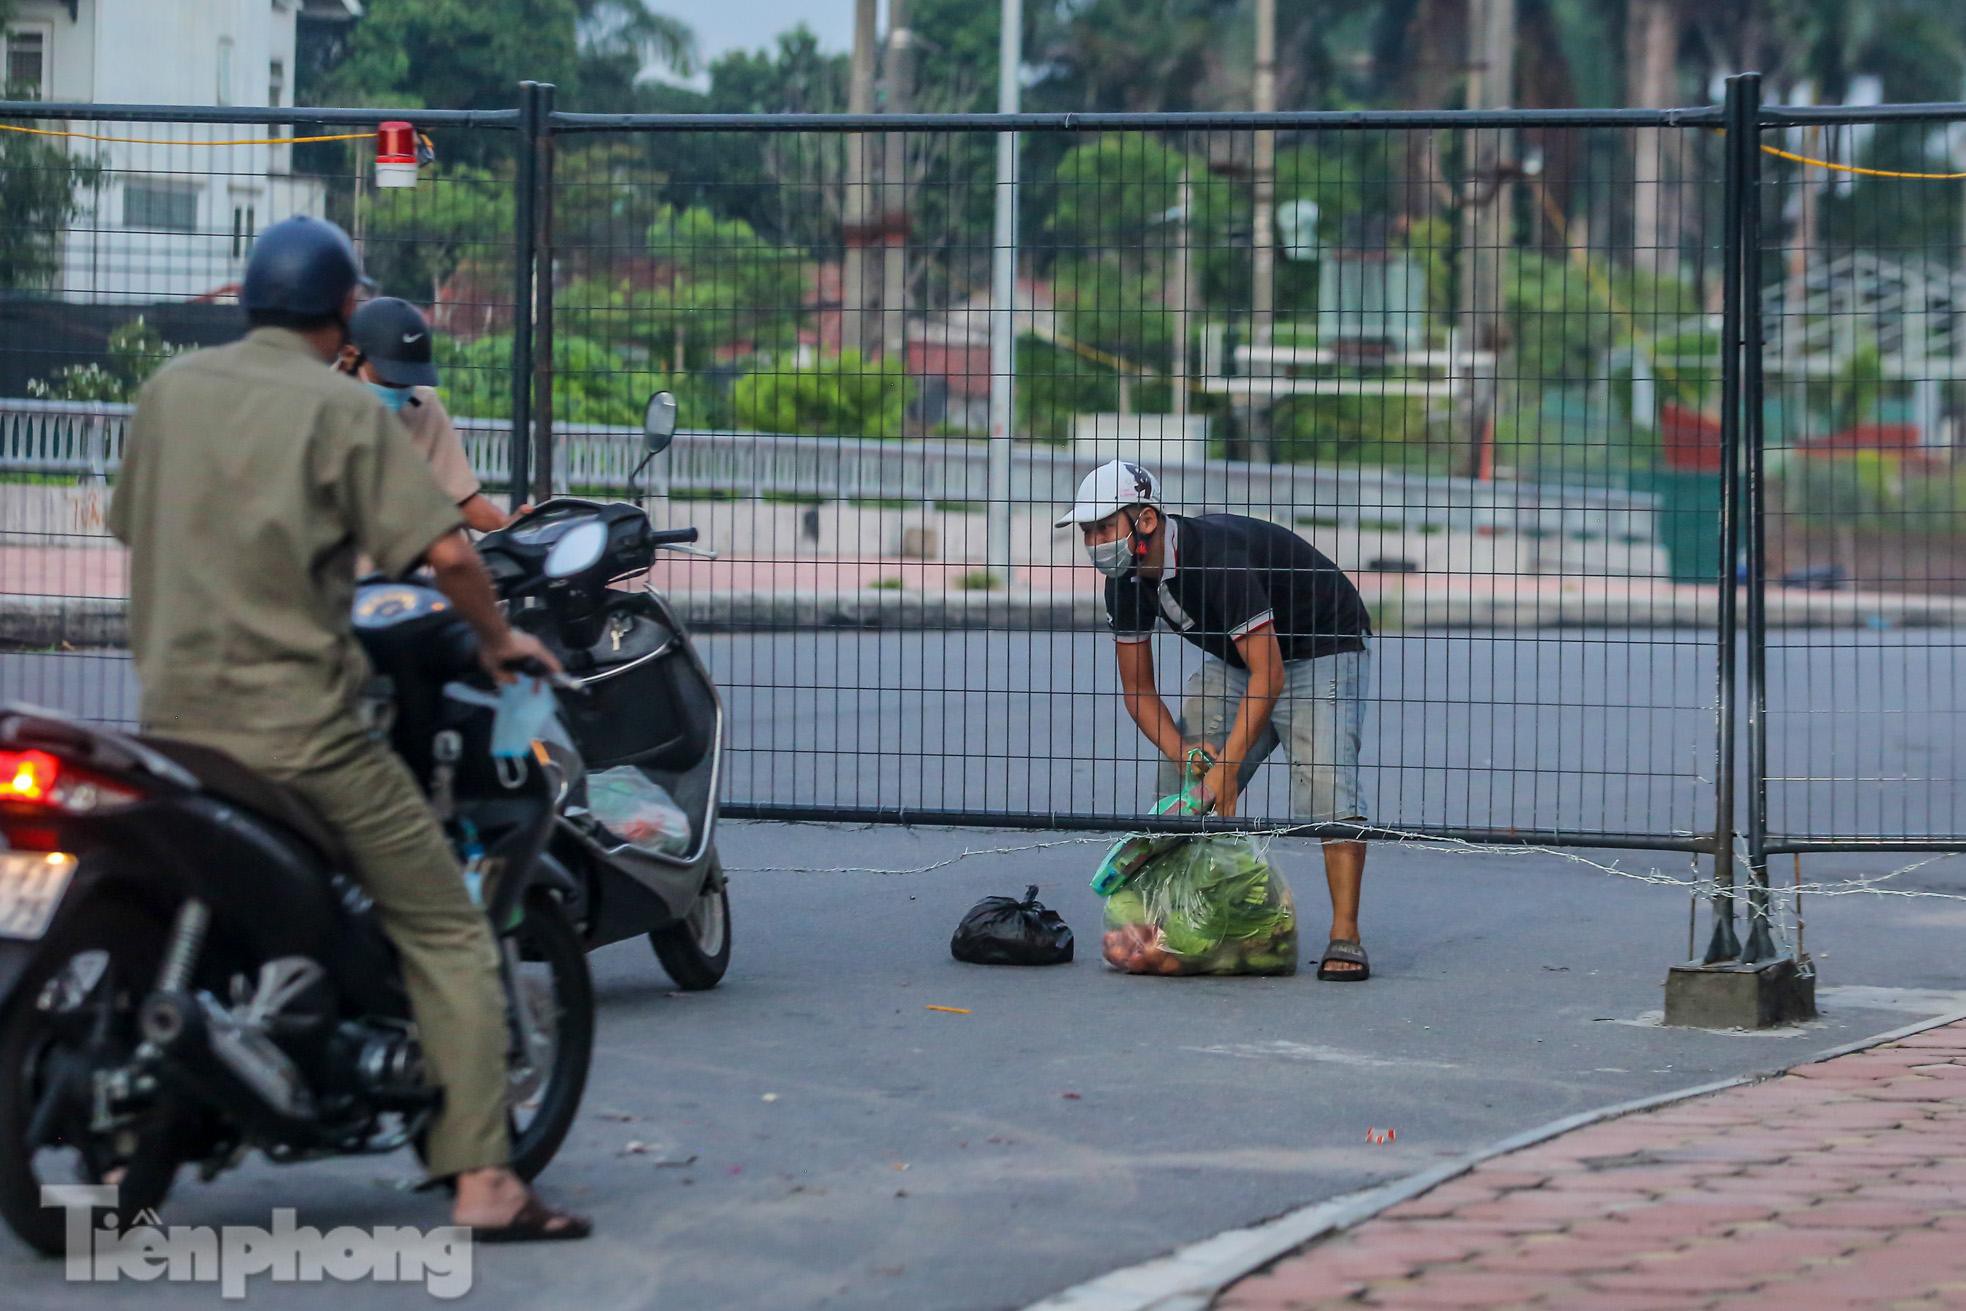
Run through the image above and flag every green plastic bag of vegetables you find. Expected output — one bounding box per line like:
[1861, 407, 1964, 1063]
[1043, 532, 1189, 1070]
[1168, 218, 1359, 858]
[1098, 833, 1298, 977]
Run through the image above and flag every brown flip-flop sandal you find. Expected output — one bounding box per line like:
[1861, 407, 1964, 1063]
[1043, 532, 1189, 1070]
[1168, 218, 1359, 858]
[1316, 937, 1370, 982]
[469, 1195, 593, 1244]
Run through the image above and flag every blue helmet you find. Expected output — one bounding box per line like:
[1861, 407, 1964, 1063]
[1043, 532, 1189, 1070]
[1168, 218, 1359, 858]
[241, 215, 373, 319]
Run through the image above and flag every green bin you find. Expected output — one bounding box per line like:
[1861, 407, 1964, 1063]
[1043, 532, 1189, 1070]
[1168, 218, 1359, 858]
[1634, 469, 1725, 584]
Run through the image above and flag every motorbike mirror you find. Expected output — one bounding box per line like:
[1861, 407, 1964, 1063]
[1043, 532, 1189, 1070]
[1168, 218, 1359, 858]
[543, 519, 609, 580]
[643, 391, 678, 453]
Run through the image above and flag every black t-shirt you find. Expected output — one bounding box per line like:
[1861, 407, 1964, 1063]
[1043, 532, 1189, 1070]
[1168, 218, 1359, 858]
[1105, 513, 1371, 668]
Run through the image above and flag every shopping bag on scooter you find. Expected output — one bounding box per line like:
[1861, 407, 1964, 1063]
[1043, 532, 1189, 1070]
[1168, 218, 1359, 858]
[587, 768, 693, 856]
[950, 885, 1075, 965]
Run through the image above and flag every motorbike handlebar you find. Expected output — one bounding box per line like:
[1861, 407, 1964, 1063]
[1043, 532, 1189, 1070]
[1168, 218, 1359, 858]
[647, 527, 699, 546]
[502, 658, 582, 694]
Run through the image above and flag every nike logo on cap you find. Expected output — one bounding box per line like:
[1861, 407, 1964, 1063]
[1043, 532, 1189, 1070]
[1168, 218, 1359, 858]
[402, 331, 425, 343]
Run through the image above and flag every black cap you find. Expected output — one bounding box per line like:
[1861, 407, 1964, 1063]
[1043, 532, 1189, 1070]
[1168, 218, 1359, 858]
[242, 215, 373, 319]
[348, 296, 439, 388]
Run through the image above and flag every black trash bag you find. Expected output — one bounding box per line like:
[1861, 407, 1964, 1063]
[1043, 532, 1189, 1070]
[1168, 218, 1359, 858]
[951, 885, 1075, 965]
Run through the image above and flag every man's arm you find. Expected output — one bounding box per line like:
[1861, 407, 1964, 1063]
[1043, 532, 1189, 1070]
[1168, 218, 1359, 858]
[1116, 639, 1186, 765]
[1201, 624, 1285, 818]
[424, 528, 561, 681]
[459, 493, 510, 534]
[108, 385, 155, 545]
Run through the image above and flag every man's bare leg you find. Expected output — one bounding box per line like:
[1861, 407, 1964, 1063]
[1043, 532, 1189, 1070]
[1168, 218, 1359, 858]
[1321, 839, 1367, 973]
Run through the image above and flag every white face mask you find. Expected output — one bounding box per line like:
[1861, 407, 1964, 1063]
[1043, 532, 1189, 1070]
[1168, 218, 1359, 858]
[1086, 533, 1134, 578]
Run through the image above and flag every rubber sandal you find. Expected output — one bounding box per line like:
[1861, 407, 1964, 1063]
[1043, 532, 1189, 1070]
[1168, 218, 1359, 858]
[468, 1195, 593, 1244]
[1316, 937, 1370, 982]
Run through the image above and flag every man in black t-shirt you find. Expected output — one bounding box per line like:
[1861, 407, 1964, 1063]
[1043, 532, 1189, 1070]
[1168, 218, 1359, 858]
[1059, 459, 1375, 980]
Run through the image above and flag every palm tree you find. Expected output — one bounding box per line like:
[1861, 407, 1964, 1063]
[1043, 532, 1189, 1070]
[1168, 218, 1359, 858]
[576, 0, 695, 72]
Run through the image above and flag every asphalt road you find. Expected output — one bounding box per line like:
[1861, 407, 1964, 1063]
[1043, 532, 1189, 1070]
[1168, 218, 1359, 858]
[6, 628, 1962, 842]
[2, 822, 1964, 1310]
[0, 629, 1962, 1306]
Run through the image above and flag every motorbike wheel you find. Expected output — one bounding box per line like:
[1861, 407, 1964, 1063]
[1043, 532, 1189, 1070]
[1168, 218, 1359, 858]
[415, 890, 592, 1185]
[0, 896, 181, 1256]
[648, 852, 730, 991]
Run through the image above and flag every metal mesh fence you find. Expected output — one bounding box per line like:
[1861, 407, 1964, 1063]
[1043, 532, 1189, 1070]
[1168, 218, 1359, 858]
[1756, 105, 1966, 852]
[546, 113, 1731, 844]
[0, 106, 520, 742]
[0, 91, 1956, 859]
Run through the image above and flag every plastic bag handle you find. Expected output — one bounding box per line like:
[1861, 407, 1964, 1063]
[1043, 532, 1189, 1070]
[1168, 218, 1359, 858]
[1022, 884, 1040, 905]
[1180, 747, 1218, 813]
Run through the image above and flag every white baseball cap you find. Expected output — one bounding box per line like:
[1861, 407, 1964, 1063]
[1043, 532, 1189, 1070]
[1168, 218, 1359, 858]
[1055, 458, 1162, 528]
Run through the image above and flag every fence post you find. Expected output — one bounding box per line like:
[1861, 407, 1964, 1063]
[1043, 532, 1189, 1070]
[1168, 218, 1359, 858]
[1705, 74, 1748, 965]
[510, 81, 541, 503]
[529, 82, 557, 505]
[1667, 74, 1812, 1028]
[1737, 71, 1779, 964]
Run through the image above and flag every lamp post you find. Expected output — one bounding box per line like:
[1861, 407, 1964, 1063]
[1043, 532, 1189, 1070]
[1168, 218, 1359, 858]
[986, 0, 1021, 585]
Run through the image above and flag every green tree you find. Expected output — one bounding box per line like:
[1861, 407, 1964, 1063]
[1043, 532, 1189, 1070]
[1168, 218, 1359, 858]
[1050, 257, 1175, 371]
[316, 0, 582, 114]
[689, 28, 851, 251]
[361, 163, 513, 303]
[733, 351, 910, 437]
[437, 331, 657, 426]
[1782, 450, 1902, 531]
[640, 205, 807, 352]
[0, 0, 101, 293]
[560, 203, 807, 372]
[1028, 0, 1244, 113]
[28, 318, 186, 402]
[572, 1, 697, 109]
[1270, 394, 1438, 468]
[0, 133, 97, 290]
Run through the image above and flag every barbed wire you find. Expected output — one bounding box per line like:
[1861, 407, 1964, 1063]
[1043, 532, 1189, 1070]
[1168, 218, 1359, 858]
[726, 820, 1966, 905]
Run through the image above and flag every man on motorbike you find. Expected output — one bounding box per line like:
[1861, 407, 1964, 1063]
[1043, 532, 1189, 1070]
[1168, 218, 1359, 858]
[108, 215, 590, 1242]
[335, 297, 518, 534]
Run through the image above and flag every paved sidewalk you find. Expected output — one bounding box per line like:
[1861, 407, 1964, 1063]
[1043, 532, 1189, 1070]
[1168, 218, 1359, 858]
[1215, 1017, 1966, 1310]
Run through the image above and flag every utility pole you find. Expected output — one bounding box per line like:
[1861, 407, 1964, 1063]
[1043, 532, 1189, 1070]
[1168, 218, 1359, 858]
[1251, 0, 1277, 348]
[842, 0, 878, 359]
[986, 0, 1021, 585]
[1458, 0, 1515, 478]
[1627, 0, 1681, 290]
[1170, 168, 1196, 429]
[881, 0, 915, 366]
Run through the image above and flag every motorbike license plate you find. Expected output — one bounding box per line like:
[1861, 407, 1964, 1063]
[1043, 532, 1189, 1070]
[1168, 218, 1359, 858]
[0, 852, 77, 941]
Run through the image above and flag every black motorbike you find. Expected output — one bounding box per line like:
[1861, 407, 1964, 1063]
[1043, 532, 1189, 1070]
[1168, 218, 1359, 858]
[477, 392, 730, 991]
[0, 591, 593, 1255]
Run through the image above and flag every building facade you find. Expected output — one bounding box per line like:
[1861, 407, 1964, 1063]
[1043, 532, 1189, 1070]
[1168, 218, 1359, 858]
[5, 0, 359, 303]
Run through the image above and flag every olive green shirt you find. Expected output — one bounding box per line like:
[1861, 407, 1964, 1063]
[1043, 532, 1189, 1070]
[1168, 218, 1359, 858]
[109, 328, 463, 766]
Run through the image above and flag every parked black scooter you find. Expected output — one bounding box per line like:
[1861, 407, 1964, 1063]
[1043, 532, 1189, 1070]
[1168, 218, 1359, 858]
[476, 392, 730, 990]
[0, 595, 593, 1255]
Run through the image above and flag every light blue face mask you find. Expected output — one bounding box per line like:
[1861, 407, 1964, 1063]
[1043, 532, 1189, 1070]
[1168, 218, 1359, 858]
[490, 678, 557, 759]
[1086, 531, 1135, 579]
[368, 381, 411, 414]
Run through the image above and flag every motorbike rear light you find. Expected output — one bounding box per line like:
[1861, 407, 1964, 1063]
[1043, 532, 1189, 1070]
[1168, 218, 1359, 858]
[1, 749, 57, 802]
[0, 749, 143, 814]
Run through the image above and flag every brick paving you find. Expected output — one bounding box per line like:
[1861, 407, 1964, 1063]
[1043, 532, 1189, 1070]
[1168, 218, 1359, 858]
[1214, 1019, 1966, 1310]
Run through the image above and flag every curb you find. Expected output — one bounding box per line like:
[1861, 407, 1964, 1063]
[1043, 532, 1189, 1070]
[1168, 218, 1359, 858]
[5, 590, 1963, 649]
[1023, 1005, 1966, 1311]
[0, 594, 1112, 648]
[0, 597, 126, 649]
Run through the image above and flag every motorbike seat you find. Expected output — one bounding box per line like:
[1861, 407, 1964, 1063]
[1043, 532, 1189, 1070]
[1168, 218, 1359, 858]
[137, 737, 354, 873]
